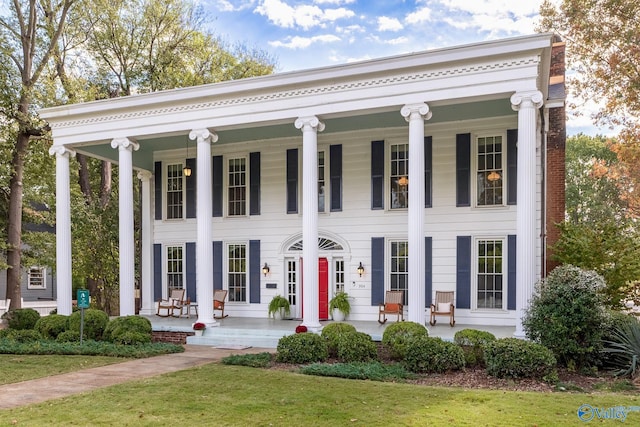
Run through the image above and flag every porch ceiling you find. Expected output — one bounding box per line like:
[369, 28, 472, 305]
[78, 98, 515, 171]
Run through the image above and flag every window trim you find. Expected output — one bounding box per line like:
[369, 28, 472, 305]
[387, 238, 409, 305]
[388, 142, 409, 211]
[225, 241, 249, 303]
[472, 236, 507, 311]
[27, 266, 46, 290]
[227, 156, 248, 217]
[472, 131, 507, 208]
[164, 162, 186, 220]
[164, 243, 185, 299]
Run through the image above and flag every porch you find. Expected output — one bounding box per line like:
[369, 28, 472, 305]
[147, 315, 516, 349]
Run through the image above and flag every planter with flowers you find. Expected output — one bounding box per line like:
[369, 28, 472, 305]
[192, 322, 206, 336]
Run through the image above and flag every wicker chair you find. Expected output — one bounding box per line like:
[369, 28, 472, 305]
[213, 289, 228, 319]
[378, 290, 404, 324]
[429, 291, 455, 327]
[156, 289, 186, 317]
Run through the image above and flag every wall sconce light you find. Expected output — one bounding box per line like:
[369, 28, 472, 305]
[262, 263, 270, 276]
[357, 262, 365, 277]
[183, 139, 192, 177]
[487, 170, 500, 182]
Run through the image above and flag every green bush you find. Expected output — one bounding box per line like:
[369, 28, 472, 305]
[523, 265, 608, 369]
[321, 322, 357, 356]
[484, 338, 557, 379]
[3, 329, 43, 343]
[335, 331, 378, 363]
[0, 339, 183, 357]
[57, 330, 81, 343]
[276, 333, 328, 364]
[300, 362, 413, 381]
[35, 314, 69, 339]
[382, 321, 429, 360]
[68, 309, 109, 341]
[454, 329, 496, 367]
[603, 320, 640, 378]
[103, 315, 152, 344]
[4, 308, 41, 330]
[403, 336, 465, 373]
[222, 352, 273, 368]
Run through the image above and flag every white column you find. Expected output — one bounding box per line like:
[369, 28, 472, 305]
[295, 116, 325, 331]
[511, 91, 543, 337]
[137, 170, 154, 315]
[111, 137, 140, 316]
[190, 128, 219, 327]
[401, 103, 431, 325]
[49, 145, 75, 316]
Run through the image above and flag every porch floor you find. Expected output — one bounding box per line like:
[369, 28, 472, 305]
[146, 315, 515, 349]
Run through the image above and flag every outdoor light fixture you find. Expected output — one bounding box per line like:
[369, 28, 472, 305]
[397, 176, 408, 187]
[487, 170, 501, 182]
[183, 139, 192, 177]
[357, 262, 365, 277]
[262, 263, 270, 276]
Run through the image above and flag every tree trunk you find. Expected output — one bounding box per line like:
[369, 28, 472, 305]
[77, 153, 92, 202]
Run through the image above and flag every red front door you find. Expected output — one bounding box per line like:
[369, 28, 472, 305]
[300, 257, 330, 320]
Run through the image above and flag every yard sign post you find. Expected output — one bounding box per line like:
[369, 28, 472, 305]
[77, 289, 90, 344]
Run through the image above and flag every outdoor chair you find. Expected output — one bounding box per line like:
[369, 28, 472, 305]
[156, 289, 186, 317]
[378, 290, 404, 324]
[0, 299, 10, 317]
[213, 289, 228, 319]
[429, 291, 455, 327]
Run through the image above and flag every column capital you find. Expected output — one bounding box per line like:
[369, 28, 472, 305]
[48, 145, 76, 158]
[511, 91, 544, 111]
[401, 103, 432, 122]
[295, 116, 325, 132]
[137, 170, 152, 181]
[189, 128, 219, 143]
[111, 137, 140, 152]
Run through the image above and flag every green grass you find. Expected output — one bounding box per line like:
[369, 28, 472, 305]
[0, 354, 127, 385]
[1, 361, 639, 426]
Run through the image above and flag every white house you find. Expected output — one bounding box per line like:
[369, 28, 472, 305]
[40, 33, 566, 335]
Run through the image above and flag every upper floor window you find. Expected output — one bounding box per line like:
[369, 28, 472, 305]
[166, 164, 184, 219]
[476, 135, 504, 206]
[166, 245, 184, 292]
[390, 143, 409, 209]
[228, 158, 246, 216]
[477, 239, 504, 309]
[318, 150, 326, 212]
[27, 267, 46, 289]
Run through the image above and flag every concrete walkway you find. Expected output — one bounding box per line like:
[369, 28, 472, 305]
[0, 345, 270, 410]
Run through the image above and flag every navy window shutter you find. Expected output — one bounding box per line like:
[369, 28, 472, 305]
[456, 133, 471, 207]
[371, 140, 384, 210]
[250, 152, 261, 215]
[153, 244, 162, 301]
[212, 155, 223, 217]
[249, 240, 261, 303]
[286, 149, 298, 214]
[456, 236, 472, 309]
[425, 236, 432, 307]
[186, 158, 196, 218]
[212, 241, 223, 290]
[186, 242, 196, 302]
[330, 144, 342, 211]
[507, 234, 517, 310]
[154, 162, 162, 220]
[425, 136, 433, 208]
[371, 237, 385, 305]
[507, 129, 518, 205]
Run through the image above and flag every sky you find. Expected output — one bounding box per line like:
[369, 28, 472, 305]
[203, 0, 613, 137]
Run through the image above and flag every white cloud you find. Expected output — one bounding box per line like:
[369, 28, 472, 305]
[255, 0, 354, 30]
[210, 0, 255, 12]
[406, 6, 432, 25]
[385, 36, 409, 45]
[314, 0, 355, 4]
[378, 16, 403, 32]
[269, 34, 341, 49]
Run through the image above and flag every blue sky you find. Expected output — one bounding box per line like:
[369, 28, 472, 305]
[203, 0, 611, 137]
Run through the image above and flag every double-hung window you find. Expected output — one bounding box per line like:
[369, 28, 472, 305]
[228, 244, 247, 302]
[476, 135, 504, 206]
[390, 143, 409, 209]
[228, 158, 246, 216]
[166, 164, 184, 219]
[166, 246, 184, 292]
[476, 239, 504, 309]
[318, 150, 326, 212]
[390, 240, 409, 305]
[27, 267, 46, 289]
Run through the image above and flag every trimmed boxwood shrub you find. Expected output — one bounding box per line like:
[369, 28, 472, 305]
[3, 329, 43, 343]
[103, 316, 152, 344]
[403, 336, 465, 373]
[382, 321, 429, 360]
[68, 309, 109, 341]
[336, 331, 378, 363]
[453, 329, 496, 367]
[3, 308, 41, 330]
[484, 338, 557, 379]
[57, 330, 82, 343]
[35, 314, 69, 340]
[276, 333, 328, 364]
[523, 265, 608, 369]
[321, 322, 357, 356]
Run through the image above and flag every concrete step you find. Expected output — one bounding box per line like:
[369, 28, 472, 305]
[186, 326, 291, 348]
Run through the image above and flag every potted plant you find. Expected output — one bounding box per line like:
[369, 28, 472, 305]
[192, 322, 206, 336]
[329, 291, 351, 321]
[268, 295, 291, 319]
